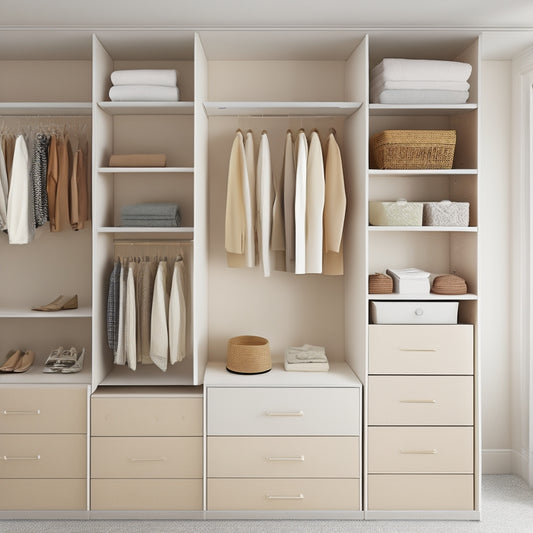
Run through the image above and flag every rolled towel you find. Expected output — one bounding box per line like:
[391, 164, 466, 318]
[109, 85, 179, 102]
[111, 69, 178, 87]
[372, 89, 470, 105]
[109, 154, 167, 167]
[371, 58, 472, 82]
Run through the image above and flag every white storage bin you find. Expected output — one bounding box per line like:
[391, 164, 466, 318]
[370, 301, 459, 324]
[423, 200, 469, 227]
[369, 200, 423, 226]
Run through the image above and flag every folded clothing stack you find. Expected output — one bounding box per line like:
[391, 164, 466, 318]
[109, 153, 167, 167]
[109, 69, 179, 102]
[370, 58, 472, 104]
[120, 203, 181, 227]
[284, 344, 329, 372]
[386, 267, 431, 294]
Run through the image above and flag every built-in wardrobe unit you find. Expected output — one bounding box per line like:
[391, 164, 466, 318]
[0, 29, 481, 521]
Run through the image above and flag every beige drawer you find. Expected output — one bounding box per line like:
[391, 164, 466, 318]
[91, 436, 202, 478]
[0, 478, 86, 510]
[208, 478, 360, 511]
[368, 376, 473, 426]
[0, 434, 86, 478]
[91, 479, 202, 510]
[369, 324, 473, 375]
[91, 396, 202, 436]
[0, 386, 87, 434]
[207, 387, 360, 436]
[368, 474, 474, 511]
[208, 436, 359, 478]
[368, 427, 473, 473]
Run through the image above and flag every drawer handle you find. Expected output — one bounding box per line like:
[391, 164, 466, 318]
[3, 455, 41, 461]
[399, 348, 437, 352]
[399, 399, 437, 404]
[2, 409, 41, 415]
[266, 494, 304, 500]
[265, 410, 304, 417]
[128, 457, 167, 463]
[267, 456, 305, 462]
[400, 449, 438, 455]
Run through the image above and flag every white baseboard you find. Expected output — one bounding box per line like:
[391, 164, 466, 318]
[483, 448, 513, 474]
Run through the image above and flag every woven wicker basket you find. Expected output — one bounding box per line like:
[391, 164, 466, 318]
[370, 130, 456, 169]
[226, 335, 271, 374]
[369, 273, 393, 294]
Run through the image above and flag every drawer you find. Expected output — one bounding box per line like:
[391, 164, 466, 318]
[368, 376, 473, 426]
[207, 387, 360, 436]
[207, 478, 360, 511]
[0, 479, 86, 510]
[368, 427, 473, 473]
[367, 474, 474, 511]
[91, 436, 202, 478]
[208, 436, 359, 478]
[91, 479, 202, 510]
[0, 434, 86, 478]
[91, 396, 202, 436]
[369, 324, 473, 374]
[0, 386, 87, 434]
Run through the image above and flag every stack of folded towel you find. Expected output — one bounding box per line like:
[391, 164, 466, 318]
[370, 58, 472, 104]
[109, 69, 180, 102]
[386, 267, 431, 294]
[284, 344, 329, 372]
[120, 203, 181, 227]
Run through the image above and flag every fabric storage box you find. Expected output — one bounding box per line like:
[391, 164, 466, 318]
[369, 200, 423, 226]
[370, 130, 456, 169]
[423, 200, 469, 227]
[370, 301, 459, 324]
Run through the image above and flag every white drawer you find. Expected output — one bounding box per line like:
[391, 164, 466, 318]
[207, 387, 360, 436]
[208, 436, 359, 478]
[369, 324, 473, 374]
[370, 301, 458, 325]
[91, 436, 202, 478]
[368, 376, 473, 426]
[368, 427, 473, 473]
[368, 474, 474, 511]
[207, 478, 360, 511]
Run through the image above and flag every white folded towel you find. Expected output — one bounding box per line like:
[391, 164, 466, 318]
[387, 268, 430, 279]
[111, 69, 178, 87]
[370, 76, 470, 93]
[372, 58, 472, 82]
[109, 85, 179, 102]
[372, 89, 469, 105]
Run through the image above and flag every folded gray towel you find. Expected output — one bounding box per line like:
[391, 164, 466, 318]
[121, 203, 180, 218]
[120, 218, 181, 227]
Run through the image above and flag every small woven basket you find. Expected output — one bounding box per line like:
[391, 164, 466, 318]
[226, 335, 272, 374]
[369, 273, 393, 294]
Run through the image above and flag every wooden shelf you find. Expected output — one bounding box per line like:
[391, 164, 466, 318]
[0, 307, 92, 318]
[98, 167, 194, 174]
[98, 101, 194, 115]
[368, 293, 477, 301]
[369, 103, 478, 116]
[369, 226, 477, 232]
[203, 101, 362, 117]
[0, 102, 92, 116]
[369, 169, 478, 176]
[97, 227, 194, 234]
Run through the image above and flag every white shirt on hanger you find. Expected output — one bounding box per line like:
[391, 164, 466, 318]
[294, 130, 308, 274]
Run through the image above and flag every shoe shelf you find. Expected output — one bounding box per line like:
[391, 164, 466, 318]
[0, 361, 91, 384]
[0, 307, 92, 318]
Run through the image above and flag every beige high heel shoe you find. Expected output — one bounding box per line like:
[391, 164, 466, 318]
[13, 350, 35, 373]
[0, 350, 23, 372]
[32, 295, 78, 312]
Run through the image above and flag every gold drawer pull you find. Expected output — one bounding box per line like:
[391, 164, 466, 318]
[399, 399, 437, 404]
[3, 455, 41, 461]
[2, 409, 41, 415]
[400, 449, 438, 455]
[128, 457, 167, 463]
[399, 348, 437, 352]
[267, 456, 305, 462]
[265, 410, 304, 417]
[266, 494, 304, 500]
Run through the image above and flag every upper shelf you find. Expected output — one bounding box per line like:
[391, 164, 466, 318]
[98, 167, 194, 174]
[203, 101, 362, 117]
[368, 169, 478, 176]
[0, 102, 92, 116]
[369, 226, 477, 232]
[369, 103, 478, 116]
[98, 101, 194, 115]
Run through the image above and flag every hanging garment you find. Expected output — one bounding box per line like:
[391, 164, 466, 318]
[2, 135, 15, 187]
[271, 135, 286, 272]
[137, 259, 157, 365]
[47, 135, 59, 231]
[169, 257, 187, 364]
[7, 135, 34, 245]
[323, 132, 347, 276]
[114, 261, 127, 365]
[282, 131, 296, 273]
[244, 130, 256, 266]
[0, 142, 8, 232]
[294, 130, 308, 274]
[106, 260, 121, 351]
[150, 260, 169, 371]
[70, 146, 89, 230]
[124, 262, 137, 371]
[306, 131, 325, 274]
[31, 133, 50, 228]
[52, 136, 71, 232]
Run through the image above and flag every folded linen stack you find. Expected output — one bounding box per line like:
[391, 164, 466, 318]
[370, 58, 472, 104]
[109, 69, 180, 102]
[284, 344, 329, 372]
[120, 203, 181, 227]
[386, 267, 431, 294]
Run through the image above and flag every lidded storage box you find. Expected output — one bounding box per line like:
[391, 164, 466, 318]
[423, 200, 469, 227]
[370, 130, 456, 169]
[369, 200, 423, 226]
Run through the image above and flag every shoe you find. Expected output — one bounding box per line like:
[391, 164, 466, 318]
[0, 350, 23, 372]
[32, 295, 78, 312]
[13, 350, 34, 373]
[61, 348, 85, 374]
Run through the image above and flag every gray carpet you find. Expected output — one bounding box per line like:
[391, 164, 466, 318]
[0, 475, 532, 532]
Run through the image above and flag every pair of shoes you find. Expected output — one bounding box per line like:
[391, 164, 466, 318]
[0, 349, 35, 373]
[32, 295, 78, 312]
[43, 346, 85, 374]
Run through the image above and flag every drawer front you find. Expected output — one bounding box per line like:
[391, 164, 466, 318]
[0, 386, 87, 434]
[369, 324, 473, 374]
[207, 478, 360, 511]
[91, 397, 202, 436]
[208, 436, 359, 478]
[0, 479, 86, 510]
[368, 376, 473, 426]
[0, 434, 86, 478]
[91, 479, 202, 510]
[368, 474, 474, 511]
[368, 427, 473, 473]
[91, 436, 202, 478]
[207, 387, 360, 436]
